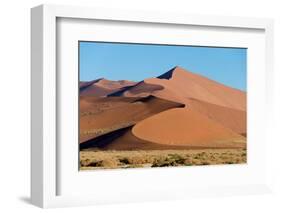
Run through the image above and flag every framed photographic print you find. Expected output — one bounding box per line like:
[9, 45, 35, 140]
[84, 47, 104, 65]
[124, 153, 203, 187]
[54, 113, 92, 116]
[31, 4, 274, 208]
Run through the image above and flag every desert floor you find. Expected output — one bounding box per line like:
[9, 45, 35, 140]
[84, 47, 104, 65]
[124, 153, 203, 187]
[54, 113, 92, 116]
[80, 148, 247, 170]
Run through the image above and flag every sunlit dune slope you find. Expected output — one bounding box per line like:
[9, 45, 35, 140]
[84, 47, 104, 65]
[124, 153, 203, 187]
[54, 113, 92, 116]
[132, 108, 246, 149]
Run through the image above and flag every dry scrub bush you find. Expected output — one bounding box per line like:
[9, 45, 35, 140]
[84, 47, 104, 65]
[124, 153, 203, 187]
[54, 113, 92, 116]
[128, 156, 154, 165]
[98, 158, 119, 168]
[80, 159, 91, 167]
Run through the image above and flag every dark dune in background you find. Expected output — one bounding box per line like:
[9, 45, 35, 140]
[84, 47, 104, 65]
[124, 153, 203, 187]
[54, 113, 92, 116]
[79, 66, 246, 151]
[80, 78, 136, 97]
[108, 81, 164, 97]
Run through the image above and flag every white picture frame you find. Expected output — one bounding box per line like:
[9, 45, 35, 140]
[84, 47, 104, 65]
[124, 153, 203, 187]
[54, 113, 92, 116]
[31, 4, 274, 208]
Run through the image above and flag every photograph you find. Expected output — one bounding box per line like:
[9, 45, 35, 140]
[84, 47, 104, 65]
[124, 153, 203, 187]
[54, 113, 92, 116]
[79, 41, 247, 170]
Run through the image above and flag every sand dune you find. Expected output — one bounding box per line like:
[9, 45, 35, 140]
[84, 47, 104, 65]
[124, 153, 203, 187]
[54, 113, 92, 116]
[80, 96, 138, 113]
[187, 98, 246, 135]
[81, 126, 228, 151]
[80, 126, 182, 150]
[81, 106, 246, 150]
[132, 108, 246, 149]
[111, 66, 246, 111]
[80, 96, 185, 143]
[80, 78, 136, 97]
[109, 81, 164, 97]
[79, 66, 246, 151]
[156, 66, 246, 111]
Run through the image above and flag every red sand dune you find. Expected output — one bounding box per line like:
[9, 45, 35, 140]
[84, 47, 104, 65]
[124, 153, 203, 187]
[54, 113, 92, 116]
[80, 126, 191, 150]
[109, 81, 164, 97]
[132, 108, 245, 149]
[80, 96, 184, 143]
[80, 78, 136, 97]
[186, 98, 246, 135]
[79, 66, 246, 150]
[80, 96, 138, 114]
[114, 66, 246, 111]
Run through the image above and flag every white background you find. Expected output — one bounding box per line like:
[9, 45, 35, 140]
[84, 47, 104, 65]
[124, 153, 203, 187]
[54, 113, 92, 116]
[58, 18, 266, 198]
[0, 0, 280, 212]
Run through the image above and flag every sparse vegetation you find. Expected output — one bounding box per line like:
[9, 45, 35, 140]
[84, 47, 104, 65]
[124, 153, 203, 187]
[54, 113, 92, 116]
[79, 148, 247, 170]
[97, 158, 119, 168]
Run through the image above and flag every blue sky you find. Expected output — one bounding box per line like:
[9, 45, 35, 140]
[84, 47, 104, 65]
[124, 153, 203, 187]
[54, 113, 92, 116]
[79, 41, 247, 91]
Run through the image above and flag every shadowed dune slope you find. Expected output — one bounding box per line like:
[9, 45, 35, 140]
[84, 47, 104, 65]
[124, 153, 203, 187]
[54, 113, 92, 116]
[80, 78, 136, 97]
[80, 78, 102, 89]
[81, 126, 224, 151]
[80, 96, 185, 143]
[132, 108, 246, 149]
[81, 127, 182, 150]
